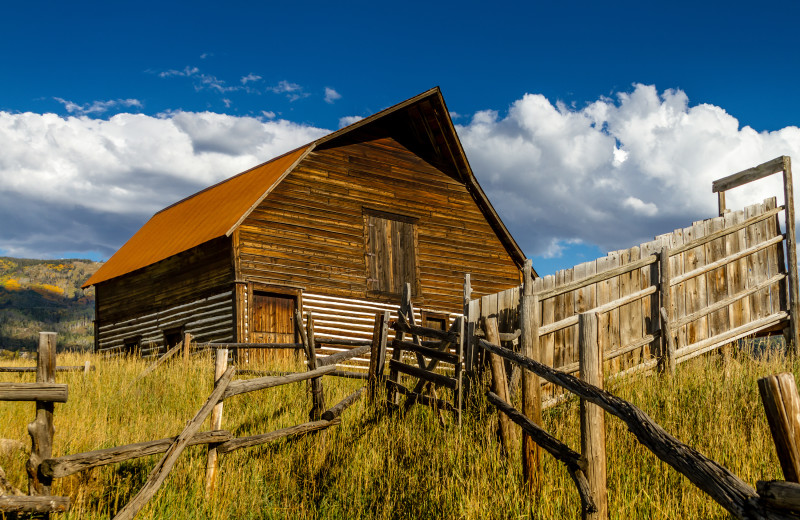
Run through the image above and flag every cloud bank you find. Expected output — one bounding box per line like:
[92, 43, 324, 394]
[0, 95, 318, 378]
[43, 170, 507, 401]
[457, 84, 800, 258]
[1, 84, 798, 265]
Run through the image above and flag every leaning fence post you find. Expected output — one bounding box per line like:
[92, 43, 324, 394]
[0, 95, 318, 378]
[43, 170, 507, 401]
[758, 372, 800, 482]
[204, 347, 228, 496]
[27, 332, 57, 496]
[520, 259, 542, 491]
[305, 313, 325, 420]
[485, 316, 514, 455]
[579, 313, 608, 520]
[658, 246, 676, 375]
[368, 312, 390, 404]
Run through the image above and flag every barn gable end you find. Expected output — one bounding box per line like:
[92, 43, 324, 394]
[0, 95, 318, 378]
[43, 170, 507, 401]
[86, 87, 532, 356]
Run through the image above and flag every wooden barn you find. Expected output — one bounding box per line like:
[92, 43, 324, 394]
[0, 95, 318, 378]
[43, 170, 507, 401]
[82, 87, 531, 359]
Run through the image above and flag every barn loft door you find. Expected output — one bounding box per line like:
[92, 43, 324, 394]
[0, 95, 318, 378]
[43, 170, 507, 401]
[248, 292, 297, 366]
[364, 210, 419, 298]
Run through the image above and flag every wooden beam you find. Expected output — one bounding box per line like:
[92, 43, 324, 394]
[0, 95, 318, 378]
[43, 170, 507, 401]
[578, 313, 608, 520]
[40, 430, 233, 479]
[113, 366, 235, 520]
[216, 419, 340, 455]
[712, 156, 787, 193]
[0, 383, 67, 403]
[668, 206, 783, 256]
[477, 339, 785, 520]
[758, 373, 800, 482]
[539, 286, 656, 336]
[390, 339, 458, 364]
[388, 360, 457, 390]
[520, 258, 542, 492]
[659, 246, 675, 375]
[782, 157, 800, 355]
[321, 388, 364, 421]
[222, 365, 336, 400]
[316, 344, 372, 367]
[305, 313, 325, 421]
[486, 317, 514, 455]
[486, 391, 596, 515]
[0, 495, 70, 513]
[757, 480, 800, 510]
[538, 255, 657, 300]
[368, 311, 390, 404]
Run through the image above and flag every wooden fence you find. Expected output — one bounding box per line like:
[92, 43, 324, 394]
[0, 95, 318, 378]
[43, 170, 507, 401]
[468, 197, 794, 405]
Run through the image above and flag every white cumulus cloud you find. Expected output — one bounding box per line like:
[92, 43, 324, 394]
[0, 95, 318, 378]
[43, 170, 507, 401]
[338, 115, 363, 128]
[324, 87, 342, 104]
[458, 84, 800, 258]
[0, 111, 328, 258]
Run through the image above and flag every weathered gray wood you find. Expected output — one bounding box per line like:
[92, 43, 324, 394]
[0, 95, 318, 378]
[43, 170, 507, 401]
[520, 259, 542, 492]
[486, 391, 596, 515]
[712, 156, 787, 193]
[478, 338, 789, 520]
[367, 311, 390, 403]
[677, 311, 789, 362]
[40, 430, 233, 479]
[539, 286, 656, 336]
[388, 360, 457, 389]
[454, 315, 464, 427]
[757, 480, 800, 510]
[112, 366, 235, 520]
[0, 366, 93, 373]
[317, 344, 372, 367]
[0, 495, 70, 513]
[539, 255, 657, 301]
[390, 339, 458, 364]
[758, 373, 800, 482]
[669, 206, 782, 255]
[314, 337, 374, 347]
[321, 388, 365, 421]
[0, 383, 68, 403]
[27, 332, 56, 496]
[671, 234, 784, 286]
[306, 313, 325, 421]
[486, 317, 514, 455]
[718, 191, 727, 215]
[223, 365, 336, 400]
[673, 273, 785, 328]
[216, 419, 340, 454]
[578, 313, 607, 520]
[659, 246, 675, 375]
[329, 370, 369, 380]
[782, 157, 800, 355]
[204, 348, 228, 496]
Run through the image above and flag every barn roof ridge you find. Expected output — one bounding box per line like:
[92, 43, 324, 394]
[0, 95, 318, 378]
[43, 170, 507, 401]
[83, 87, 527, 288]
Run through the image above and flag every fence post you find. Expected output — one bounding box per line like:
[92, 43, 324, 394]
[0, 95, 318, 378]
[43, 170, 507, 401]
[658, 246, 676, 375]
[27, 332, 56, 496]
[520, 259, 542, 491]
[305, 313, 325, 420]
[485, 317, 514, 455]
[204, 348, 228, 496]
[782, 157, 800, 355]
[454, 316, 465, 428]
[758, 372, 800, 482]
[368, 311, 390, 404]
[579, 313, 608, 520]
[183, 332, 192, 366]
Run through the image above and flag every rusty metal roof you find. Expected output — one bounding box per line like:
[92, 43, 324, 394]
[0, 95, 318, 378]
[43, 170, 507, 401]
[83, 145, 311, 287]
[83, 87, 529, 288]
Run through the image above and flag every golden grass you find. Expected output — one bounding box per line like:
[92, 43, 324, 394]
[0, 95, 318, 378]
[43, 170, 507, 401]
[0, 343, 794, 519]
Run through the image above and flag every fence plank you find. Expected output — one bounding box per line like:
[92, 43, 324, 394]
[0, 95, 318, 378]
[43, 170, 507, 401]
[747, 202, 769, 320]
[758, 372, 800, 482]
[578, 313, 608, 520]
[685, 220, 709, 347]
[486, 317, 514, 455]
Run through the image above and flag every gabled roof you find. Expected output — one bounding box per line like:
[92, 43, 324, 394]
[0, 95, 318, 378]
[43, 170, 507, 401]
[83, 87, 528, 288]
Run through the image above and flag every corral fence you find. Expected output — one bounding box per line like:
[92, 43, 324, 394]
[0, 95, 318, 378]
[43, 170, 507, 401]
[467, 157, 799, 409]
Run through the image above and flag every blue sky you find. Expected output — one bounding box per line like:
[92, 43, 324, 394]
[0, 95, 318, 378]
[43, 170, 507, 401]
[1, 0, 799, 276]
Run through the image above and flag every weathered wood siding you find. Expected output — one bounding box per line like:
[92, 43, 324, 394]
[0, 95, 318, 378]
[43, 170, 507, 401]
[237, 136, 521, 313]
[95, 237, 234, 354]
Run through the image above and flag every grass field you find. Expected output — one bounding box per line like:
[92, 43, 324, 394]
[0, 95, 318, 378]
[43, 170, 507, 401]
[0, 343, 793, 519]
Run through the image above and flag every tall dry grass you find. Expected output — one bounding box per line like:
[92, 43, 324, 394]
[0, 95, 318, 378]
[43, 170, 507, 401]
[0, 342, 793, 519]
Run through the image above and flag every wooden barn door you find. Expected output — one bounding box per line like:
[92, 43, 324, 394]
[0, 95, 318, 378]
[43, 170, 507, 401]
[249, 292, 297, 366]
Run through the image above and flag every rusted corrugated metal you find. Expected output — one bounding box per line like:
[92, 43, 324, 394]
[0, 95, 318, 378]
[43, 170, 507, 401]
[83, 145, 311, 287]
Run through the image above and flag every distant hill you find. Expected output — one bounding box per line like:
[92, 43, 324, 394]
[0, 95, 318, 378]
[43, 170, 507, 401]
[0, 257, 102, 352]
